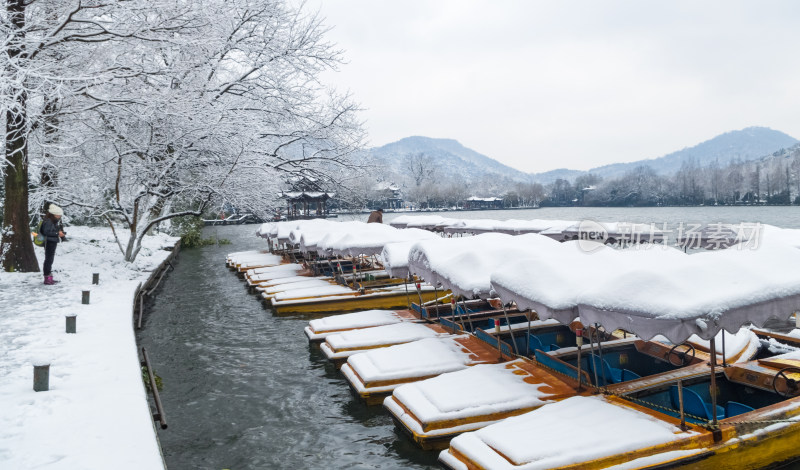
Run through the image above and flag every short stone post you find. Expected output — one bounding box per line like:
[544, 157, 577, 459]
[33, 363, 50, 392]
[92, 273, 100, 285]
[81, 290, 90, 305]
[66, 314, 77, 333]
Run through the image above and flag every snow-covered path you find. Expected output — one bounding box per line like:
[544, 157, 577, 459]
[0, 227, 179, 469]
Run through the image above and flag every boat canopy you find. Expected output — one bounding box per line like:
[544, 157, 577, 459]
[408, 233, 560, 299]
[492, 241, 800, 343]
[323, 226, 437, 258]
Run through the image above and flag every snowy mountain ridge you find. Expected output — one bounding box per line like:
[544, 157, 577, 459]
[365, 127, 798, 189]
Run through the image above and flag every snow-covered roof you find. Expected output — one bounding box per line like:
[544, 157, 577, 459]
[407, 233, 560, 298]
[492, 241, 800, 343]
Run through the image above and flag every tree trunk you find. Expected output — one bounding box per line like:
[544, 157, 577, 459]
[2, 0, 39, 273]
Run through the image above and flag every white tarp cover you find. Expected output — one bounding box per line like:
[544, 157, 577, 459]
[407, 233, 560, 298]
[492, 241, 800, 343]
[442, 395, 693, 470]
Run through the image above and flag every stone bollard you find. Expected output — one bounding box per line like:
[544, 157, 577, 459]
[82, 290, 90, 305]
[66, 314, 77, 333]
[33, 363, 50, 392]
[92, 273, 100, 285]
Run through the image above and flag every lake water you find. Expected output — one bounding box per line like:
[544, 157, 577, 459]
[138, 207, 800, 469]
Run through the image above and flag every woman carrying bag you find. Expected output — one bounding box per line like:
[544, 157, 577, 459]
[41, 204, 65, 285]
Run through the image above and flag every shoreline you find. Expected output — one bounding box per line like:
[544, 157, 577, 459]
[0, 227, 180, 469]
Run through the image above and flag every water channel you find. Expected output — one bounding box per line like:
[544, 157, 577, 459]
[138, 207, 800, 469]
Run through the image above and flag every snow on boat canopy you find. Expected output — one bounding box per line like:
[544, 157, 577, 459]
[561, 221, 668, 244]
[674, 222, 759, 250]
[321, 226, 438, 258]
[441, 218, 577, 236]
[407, 233, 560, 299]
[491, 240, 800, 344]
[388, 215, 461, 230]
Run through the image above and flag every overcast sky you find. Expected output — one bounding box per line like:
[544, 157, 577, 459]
[309, 1, 800, 174]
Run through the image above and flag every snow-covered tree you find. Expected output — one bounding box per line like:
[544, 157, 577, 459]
[3, 0, 365, 265]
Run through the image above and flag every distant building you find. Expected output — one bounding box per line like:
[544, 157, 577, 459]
[281, 175, 335, 219]
[370, 181, 404, 209]
[462, 196, 504, 210]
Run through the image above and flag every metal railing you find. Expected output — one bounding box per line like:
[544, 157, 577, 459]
[141, 347, 168, 430]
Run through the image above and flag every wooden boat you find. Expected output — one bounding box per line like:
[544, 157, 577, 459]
[304, 309, 423, 342]
[319, 305, 530, 365]
[384, 326, 763, 451]
[341, 334, 509, 405]
[439, 237, 800, 470]
[270, 284, 443, 315]
[321, 322, 456, 368]
[302, 298, 507, 343]
[440, 353, 800, 469]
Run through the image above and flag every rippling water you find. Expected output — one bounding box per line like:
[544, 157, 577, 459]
[138, 207, 800, 470]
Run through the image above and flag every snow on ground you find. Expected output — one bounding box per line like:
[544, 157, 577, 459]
[0, 226, 178, 469]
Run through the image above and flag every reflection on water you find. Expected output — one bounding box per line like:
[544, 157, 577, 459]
[138, 207, 800, 469]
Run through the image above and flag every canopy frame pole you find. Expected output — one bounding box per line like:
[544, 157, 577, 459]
[721, 332, 727, 368]
[709, 337, 719, 427]
[404, 273, 411, 309]
[595, 324, 608, 390]
[576, 328, 583, 391]
[589, 327, 601, 390]
[450, 298, 460, 334]
[677, 379, 687, 431]
[501, 302, 519, 356]
[526, 310, 533, 356]
[434, 284, 441, 317]
[461, 297, 475, 333]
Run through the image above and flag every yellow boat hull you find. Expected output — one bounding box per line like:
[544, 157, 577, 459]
[271, 289, 443, 315]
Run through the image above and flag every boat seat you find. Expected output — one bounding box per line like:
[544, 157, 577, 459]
[670, 386, 725, 422]
[725, 401, 755, 417]
[528, 335, 560, 353]
[589, 355, 640, 385]
[529, 335, 545, 352]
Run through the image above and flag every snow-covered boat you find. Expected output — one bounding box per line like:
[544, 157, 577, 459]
[269, 283, 442, 315]
[302, 298, 509, 343]
[341, 335, 510, 405]
[440, 239, 800, 470]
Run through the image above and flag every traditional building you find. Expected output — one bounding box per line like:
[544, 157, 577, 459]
[281, 176, 335, 219]
[370, 181, 404, 209]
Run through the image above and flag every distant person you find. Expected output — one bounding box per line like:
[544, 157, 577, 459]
[41, 204, 65, 285]
[367, 208, 383, 224]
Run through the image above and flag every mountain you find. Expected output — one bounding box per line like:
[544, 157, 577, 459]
[531, 127, 798, 183]
[367, 136, 532, 185]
